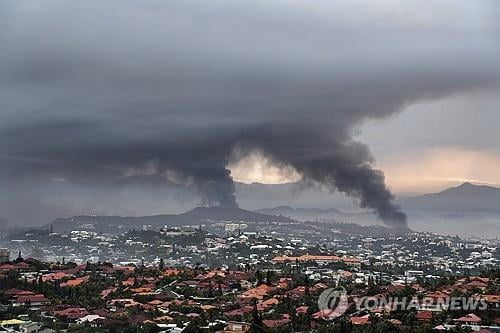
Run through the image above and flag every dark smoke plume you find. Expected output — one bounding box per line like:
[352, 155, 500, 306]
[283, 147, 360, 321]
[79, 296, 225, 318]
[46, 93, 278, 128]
[1, 0, 500, 227]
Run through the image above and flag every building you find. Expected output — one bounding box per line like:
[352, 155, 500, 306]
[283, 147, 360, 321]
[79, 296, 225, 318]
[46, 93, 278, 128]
[405, 270, 424, 279]
[160, 226, 196, 236]
[0, 248, 9, 263]
[343, 256, 362, 267]
[12, 294, 51, 308]
[225, 223, 248, 233]
[272, 254, 361, 266]
[223, 321, 251, 333]
[0, 319, 42, 333]
[272, 254, 342, 265]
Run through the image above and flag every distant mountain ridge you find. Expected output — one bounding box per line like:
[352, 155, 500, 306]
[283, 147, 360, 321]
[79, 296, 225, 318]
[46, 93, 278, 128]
[254, 205, 379, 225]
[399, 182, 500, 213]
[234, 181, 357, 211]
[180, 207, 292, 223]
[111, 177, 500, 214]
[48, 206, 294, 233]
[255, 206, 347, 221]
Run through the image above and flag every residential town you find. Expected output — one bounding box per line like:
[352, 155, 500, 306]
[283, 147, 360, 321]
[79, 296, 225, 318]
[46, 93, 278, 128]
[0, 221, 499, 332]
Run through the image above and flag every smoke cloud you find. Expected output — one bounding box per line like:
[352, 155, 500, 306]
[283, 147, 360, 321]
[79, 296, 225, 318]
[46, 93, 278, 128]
[1, 0, 500, 227]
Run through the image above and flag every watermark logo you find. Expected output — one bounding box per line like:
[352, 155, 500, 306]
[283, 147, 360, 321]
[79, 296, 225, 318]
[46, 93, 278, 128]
[317, 287, 349, 319]
[318, 288, 488, 320]
[351, 296, 488, 312]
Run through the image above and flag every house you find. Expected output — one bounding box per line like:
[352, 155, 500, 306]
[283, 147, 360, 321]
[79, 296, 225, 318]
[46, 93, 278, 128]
[76, 314, 105, 326]
[312, 310, 336, 321]
[342, 257, 362, 267]
[339, 270, 353, 280]
[197, 280, 230, 293]
[257, 297, 279, 311]
[262, 315, 291, 328]
[42, 271, 71, 282]
[12, 294, 51, 307]
[416, 311, 433, 322]
[313, 282, 328, 291]
[100, 287, 118, 298]
[351, 315, 370, 325]
[201, 304, 218, 312]
[223, 321, 251, 333]
[153, 315, 174, 323]
[130, 286, 154, 294]
[464, 280, 489, 291]
[12, 262, 32, 271]
[0, 262, 31, 272]
[109, 298, 142, 308]
[0, 264, 17, 272]
[163, 268, 180, 277]
[53, 307, 89, 320]
[455, 277, 490, 291]
[287, 286, 308, 298]
[224, 306, 253, 318]
[4, 289, 35, 299]
[434, 324, 447, 330]
[277, 277, 292, 289]
[0, 319, 42, 333]
[424, 290, 449, 302]
[60, 275, 90, 287]
[236, 284, 274, 304]
[480, 294, 500, 308]
[272, 254, 342, 265]
[455, 313, 481, 325]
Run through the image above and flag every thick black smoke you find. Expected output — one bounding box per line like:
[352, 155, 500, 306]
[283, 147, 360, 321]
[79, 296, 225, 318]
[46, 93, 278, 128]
[1, 0, 500, 227]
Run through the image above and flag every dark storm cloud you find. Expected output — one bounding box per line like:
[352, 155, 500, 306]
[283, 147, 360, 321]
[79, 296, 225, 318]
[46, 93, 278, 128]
[1, 0, 500, 226]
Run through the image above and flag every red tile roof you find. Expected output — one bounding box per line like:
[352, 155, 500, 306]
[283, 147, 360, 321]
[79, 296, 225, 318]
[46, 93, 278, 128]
[5, 288, 35, 296]
[456, 313, 481, 323]
[16, 294, 50, 304]
[351, 315, 370, 325]
[54, 307, 89, 319]
[263, 318, 291, 328]
[416, 311, 433, 321]
[60, 275, 90, 287]
[224, 306, 253, 317]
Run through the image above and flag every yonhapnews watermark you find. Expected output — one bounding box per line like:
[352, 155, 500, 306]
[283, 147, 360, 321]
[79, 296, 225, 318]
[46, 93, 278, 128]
[317, 287, 349, 319]
[318, 288, 488, 320]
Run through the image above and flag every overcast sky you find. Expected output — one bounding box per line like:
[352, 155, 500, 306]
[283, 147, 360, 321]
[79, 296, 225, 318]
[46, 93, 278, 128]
[233, 90, 500, 194]
[355, 90, 500, 193]
[1, 0, 500, 225]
